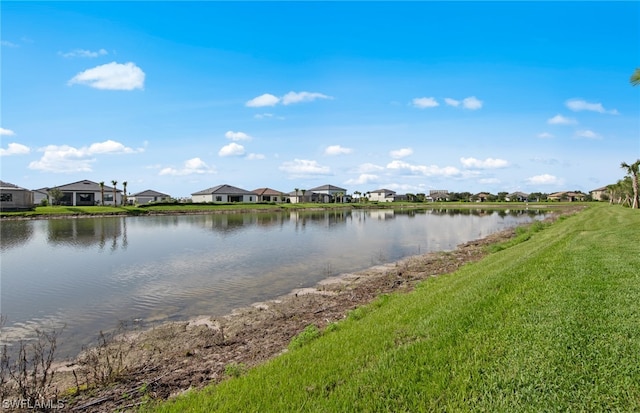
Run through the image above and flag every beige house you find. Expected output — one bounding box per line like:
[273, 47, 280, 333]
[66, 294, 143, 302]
[253, 188, 288, 203]
[590, 186, 610, 201]
[548, 191, 587, 202]
[367, 189, 396, 202]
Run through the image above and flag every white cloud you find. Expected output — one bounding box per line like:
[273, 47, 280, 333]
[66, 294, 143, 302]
[460, 157, 509, 169]
[526, 174, 561, 185]
[246, 93, 280, 107]
[575, 129, 601, 139]
[565, 99, 618, 115]
[386, 160, 461, 177]
[28, 140, 142, 173]
[537, 132, 554, 139]
[356, 163, 384, 173]
[1, 40, 19, 48]
[389, 148, 413, 159]
[462, 96, 483, 110]
[246, 153, 265, 160]
[345, 174, 379, 185]
[279, 159, 331, 177]
[225, 131, 252, 141]
[282, 91, 332, 105]
[479, 178, 500, 184]
[0, 128, 16, 136]
[218, 142, 245, 157]
[68, 62, 145, 90]
[411, 97, 439, 109]
[60, 48, 108, 58]
[159, 157, 216, 176]
[0, 143, 30, 156]
[547, 114, 577, 125]
[325, 145, 353, 155]
[444, 98, 460, 107]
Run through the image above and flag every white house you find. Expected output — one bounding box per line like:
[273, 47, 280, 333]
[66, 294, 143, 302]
[367, 189, 396, 202]
[35, 180, 122, 206]
[130, 189, 171, 205]
[191, 184, 257, 203]
[0, 181, 34, 211]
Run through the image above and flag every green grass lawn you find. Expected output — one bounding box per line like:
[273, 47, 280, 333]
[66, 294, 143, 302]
[145, 204, 640, 412]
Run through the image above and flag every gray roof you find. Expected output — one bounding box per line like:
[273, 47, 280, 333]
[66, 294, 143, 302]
[192, 184, 253, 196]
[131, 189, 170, 197]
[370, 188, 396, 194]
[0, 181, 29, 191]
[308, 184, 347, 192]
[44, 179, 120, 192]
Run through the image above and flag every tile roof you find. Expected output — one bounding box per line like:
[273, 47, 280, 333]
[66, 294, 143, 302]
[191, 184, 253, 196]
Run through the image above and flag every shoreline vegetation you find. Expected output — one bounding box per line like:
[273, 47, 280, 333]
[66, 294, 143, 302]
[0, 200, 577, 221]
[6, 203, 637, 412]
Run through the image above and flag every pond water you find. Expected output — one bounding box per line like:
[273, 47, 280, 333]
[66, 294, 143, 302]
[1, 208, 547, 358]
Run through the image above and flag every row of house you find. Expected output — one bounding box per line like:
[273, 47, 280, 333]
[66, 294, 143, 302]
[0, 179, 597, 211]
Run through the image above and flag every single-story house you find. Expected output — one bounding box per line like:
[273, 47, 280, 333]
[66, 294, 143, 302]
[288, 189, 325, 204]
[191, 184, 257, 203]
[429, 190, 450, 202]
[474, 192, 493, 202]
[548, 191, 587, 202]
[590, 186, 610, 201]
[367, 189, 396, 203]
[507, 191, 530, 202]
[35, 180, 122, 206]
[0, 181, 34, 211]
[253, 188, 288, 203]
[130, 189, 171, 205]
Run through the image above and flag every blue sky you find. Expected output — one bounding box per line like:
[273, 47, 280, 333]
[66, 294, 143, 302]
[1, 1, 639, 198]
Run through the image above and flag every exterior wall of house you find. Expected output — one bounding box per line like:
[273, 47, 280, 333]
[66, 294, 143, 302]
[368, 192, 394, 202]
[192, 194, 256, 203]
[0, 189, 34, 211]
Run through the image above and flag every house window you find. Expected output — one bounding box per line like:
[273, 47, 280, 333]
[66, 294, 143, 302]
[216, 196, 222, 202]
[104, 194, 114, 202]
[249, 196, 253, 201]
[0, 193, 13, 202]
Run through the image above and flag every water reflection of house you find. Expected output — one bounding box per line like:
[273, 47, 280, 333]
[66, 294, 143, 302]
[368, 210, 395, 220]
[191, 184, 256, 203]
[130, 189, 171, 205]
[0, 181, 34, 211]
[47, 218, 125, 249]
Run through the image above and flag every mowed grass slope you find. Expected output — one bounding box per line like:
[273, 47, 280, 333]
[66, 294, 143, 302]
[148, 204, 640, 412]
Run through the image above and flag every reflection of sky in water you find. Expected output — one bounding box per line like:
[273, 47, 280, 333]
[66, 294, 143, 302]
[0, 209, 546, 358]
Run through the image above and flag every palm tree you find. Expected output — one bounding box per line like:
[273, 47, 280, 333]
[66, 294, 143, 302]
[122, 181, 128, 206]
[621, 160, 640, 209]
[631, 68, 640, 86]
[301, 189, 307, 203]
[111, 180, 118, 207]
[293, 188, 299, 203]
[99, 181, 105, 206]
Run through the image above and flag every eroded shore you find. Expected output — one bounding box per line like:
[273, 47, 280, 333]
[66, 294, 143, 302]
[14, 206, 581, 412]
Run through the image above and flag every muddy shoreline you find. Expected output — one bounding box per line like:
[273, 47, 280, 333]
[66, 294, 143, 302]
[8, 207, 581, 412]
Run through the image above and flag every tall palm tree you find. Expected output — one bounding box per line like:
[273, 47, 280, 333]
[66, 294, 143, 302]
[122, 181, 128, 206]
[99, 181, 105, 206]
[621, 160, 640, 209]
[294, 188, 299, 203]
[111, 180, 118, 207]
[631, 68, 640, 86]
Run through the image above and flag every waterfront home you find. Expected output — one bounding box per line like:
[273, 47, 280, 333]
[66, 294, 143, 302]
[367, 189, 396, 202]
[548, 191, 587, 202]
[474, 192, 493, 202]
[590, 186, 610, 201]
[35, 179, 122, 206]
[130, 189, 171, 205]
[429, 190, 450, 202]
[0, 180, 34, 211]
[253, 188, 288, 203]
[288, 189, 323, 203]
[308, 184, 349, 203]
[507, 191, 529, 202]
[191, 184, 257, 203]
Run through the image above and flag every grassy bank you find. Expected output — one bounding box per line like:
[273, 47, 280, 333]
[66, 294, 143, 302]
[146, 204, 640, 412]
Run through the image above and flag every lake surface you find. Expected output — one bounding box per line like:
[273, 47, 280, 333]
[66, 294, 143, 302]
[1, 208, 546, 358]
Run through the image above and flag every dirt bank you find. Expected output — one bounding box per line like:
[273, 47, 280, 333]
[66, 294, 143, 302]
[48, 208, 580, 412]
